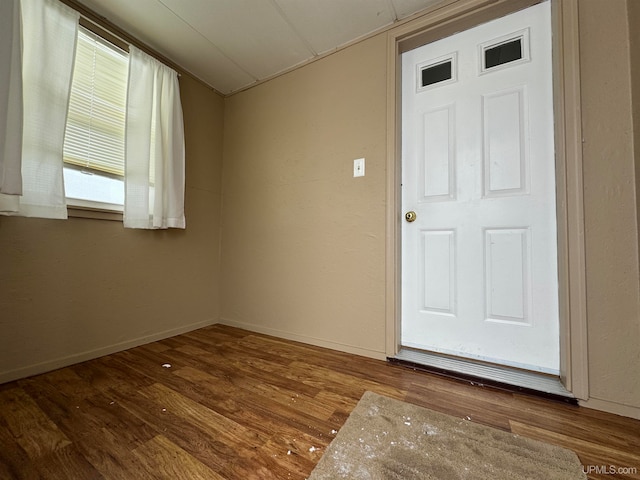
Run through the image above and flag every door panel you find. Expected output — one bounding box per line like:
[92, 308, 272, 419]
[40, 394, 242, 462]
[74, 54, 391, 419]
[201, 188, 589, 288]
[401, 1, 559, 373]
[483, 87, 527, 195]
[484, 228, 530, 323]
[421, 229, 456, 313]
[422, 106, 455, 200]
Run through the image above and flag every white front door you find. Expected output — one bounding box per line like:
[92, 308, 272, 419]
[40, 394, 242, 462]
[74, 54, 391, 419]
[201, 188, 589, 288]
[401, 1, 559, 374]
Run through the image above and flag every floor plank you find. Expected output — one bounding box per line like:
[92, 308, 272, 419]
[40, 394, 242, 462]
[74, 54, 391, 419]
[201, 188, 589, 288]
[0, 324, 638, 479]
[0, 387, 72, 460]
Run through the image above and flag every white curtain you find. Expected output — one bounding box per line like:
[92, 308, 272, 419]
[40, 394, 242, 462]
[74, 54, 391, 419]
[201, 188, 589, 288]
[0, 0, 79, 218]
[0, 0, 23, 202]
[125, 46, 185, 229]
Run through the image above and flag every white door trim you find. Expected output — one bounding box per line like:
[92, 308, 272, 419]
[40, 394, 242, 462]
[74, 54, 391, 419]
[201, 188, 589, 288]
[385, 0, 589, 399]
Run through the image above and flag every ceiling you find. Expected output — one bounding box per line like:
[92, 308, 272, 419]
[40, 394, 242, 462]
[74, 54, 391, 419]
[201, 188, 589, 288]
[74, 0, 444, 95]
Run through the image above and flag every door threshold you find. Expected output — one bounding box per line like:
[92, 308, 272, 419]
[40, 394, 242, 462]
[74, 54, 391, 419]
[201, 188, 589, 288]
[389, 348, 576, 404]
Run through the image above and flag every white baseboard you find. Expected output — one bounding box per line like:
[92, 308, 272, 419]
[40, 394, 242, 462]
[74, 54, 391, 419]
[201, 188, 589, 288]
[0, 318, 218, 384]
[579, 397, 640, 420]
[219, 318, 387, 361]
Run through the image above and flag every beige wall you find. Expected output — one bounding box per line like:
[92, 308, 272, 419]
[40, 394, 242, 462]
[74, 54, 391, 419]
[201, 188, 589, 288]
[630, 0, 640, 254]
[221, 0, 640, 415]
[221, 34, 389, 358]
[0, 75, 224, 383]
[578, 0, 640, 413]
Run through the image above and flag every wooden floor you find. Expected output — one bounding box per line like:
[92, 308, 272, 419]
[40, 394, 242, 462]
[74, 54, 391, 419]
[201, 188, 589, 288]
[1, 325, 639, 480]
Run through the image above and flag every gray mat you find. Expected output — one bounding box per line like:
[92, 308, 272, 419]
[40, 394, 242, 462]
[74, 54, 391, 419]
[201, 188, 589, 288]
[309, 391, 586, 479]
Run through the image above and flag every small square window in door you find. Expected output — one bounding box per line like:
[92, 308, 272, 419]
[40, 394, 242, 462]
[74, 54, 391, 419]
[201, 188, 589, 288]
[480, 28, 530, 74]
[421, 61, 451, 87]
[485, 38, 523, 68]
[416, 54, 457, 92]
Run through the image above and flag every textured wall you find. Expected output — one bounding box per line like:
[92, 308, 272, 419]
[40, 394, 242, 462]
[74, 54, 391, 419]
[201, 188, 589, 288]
[0, 75, 224, 382]
[630, 0, 640, 258]
[578, 0, 640, 411]
[221, 34, 389, 358]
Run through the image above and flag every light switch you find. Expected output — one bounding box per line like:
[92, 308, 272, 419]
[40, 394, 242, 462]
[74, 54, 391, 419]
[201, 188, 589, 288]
[353, 158, 365, 177]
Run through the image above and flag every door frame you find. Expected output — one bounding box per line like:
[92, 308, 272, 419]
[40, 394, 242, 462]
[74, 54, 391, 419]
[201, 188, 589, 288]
[385, 0, 589, 399]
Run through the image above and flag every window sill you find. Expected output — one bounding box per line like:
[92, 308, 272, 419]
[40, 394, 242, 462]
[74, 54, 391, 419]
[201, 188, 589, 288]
[67, 204, 123, 222]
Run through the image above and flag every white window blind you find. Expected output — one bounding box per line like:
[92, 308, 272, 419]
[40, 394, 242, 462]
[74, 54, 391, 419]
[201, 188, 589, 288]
[63, 26, 128, 177]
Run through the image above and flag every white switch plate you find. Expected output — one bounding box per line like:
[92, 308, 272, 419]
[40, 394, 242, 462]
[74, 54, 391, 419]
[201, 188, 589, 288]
[353, 158, 365, 177]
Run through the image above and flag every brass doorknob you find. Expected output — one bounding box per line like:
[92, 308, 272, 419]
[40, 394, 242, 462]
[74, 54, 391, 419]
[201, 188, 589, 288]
[405, 211, 417, 222]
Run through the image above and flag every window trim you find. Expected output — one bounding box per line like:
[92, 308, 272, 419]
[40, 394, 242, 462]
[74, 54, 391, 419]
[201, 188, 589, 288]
[67, 205, 123, 221]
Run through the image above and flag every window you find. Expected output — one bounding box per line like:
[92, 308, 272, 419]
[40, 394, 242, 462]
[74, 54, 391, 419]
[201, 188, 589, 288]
[484, 38, 523, 69]
[421, 60, 452, 87]
[479, 29, 530, 74]
[63, 26, 128, 211]
[416, 53, 457, 92]
[9, 0, 185, 227]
